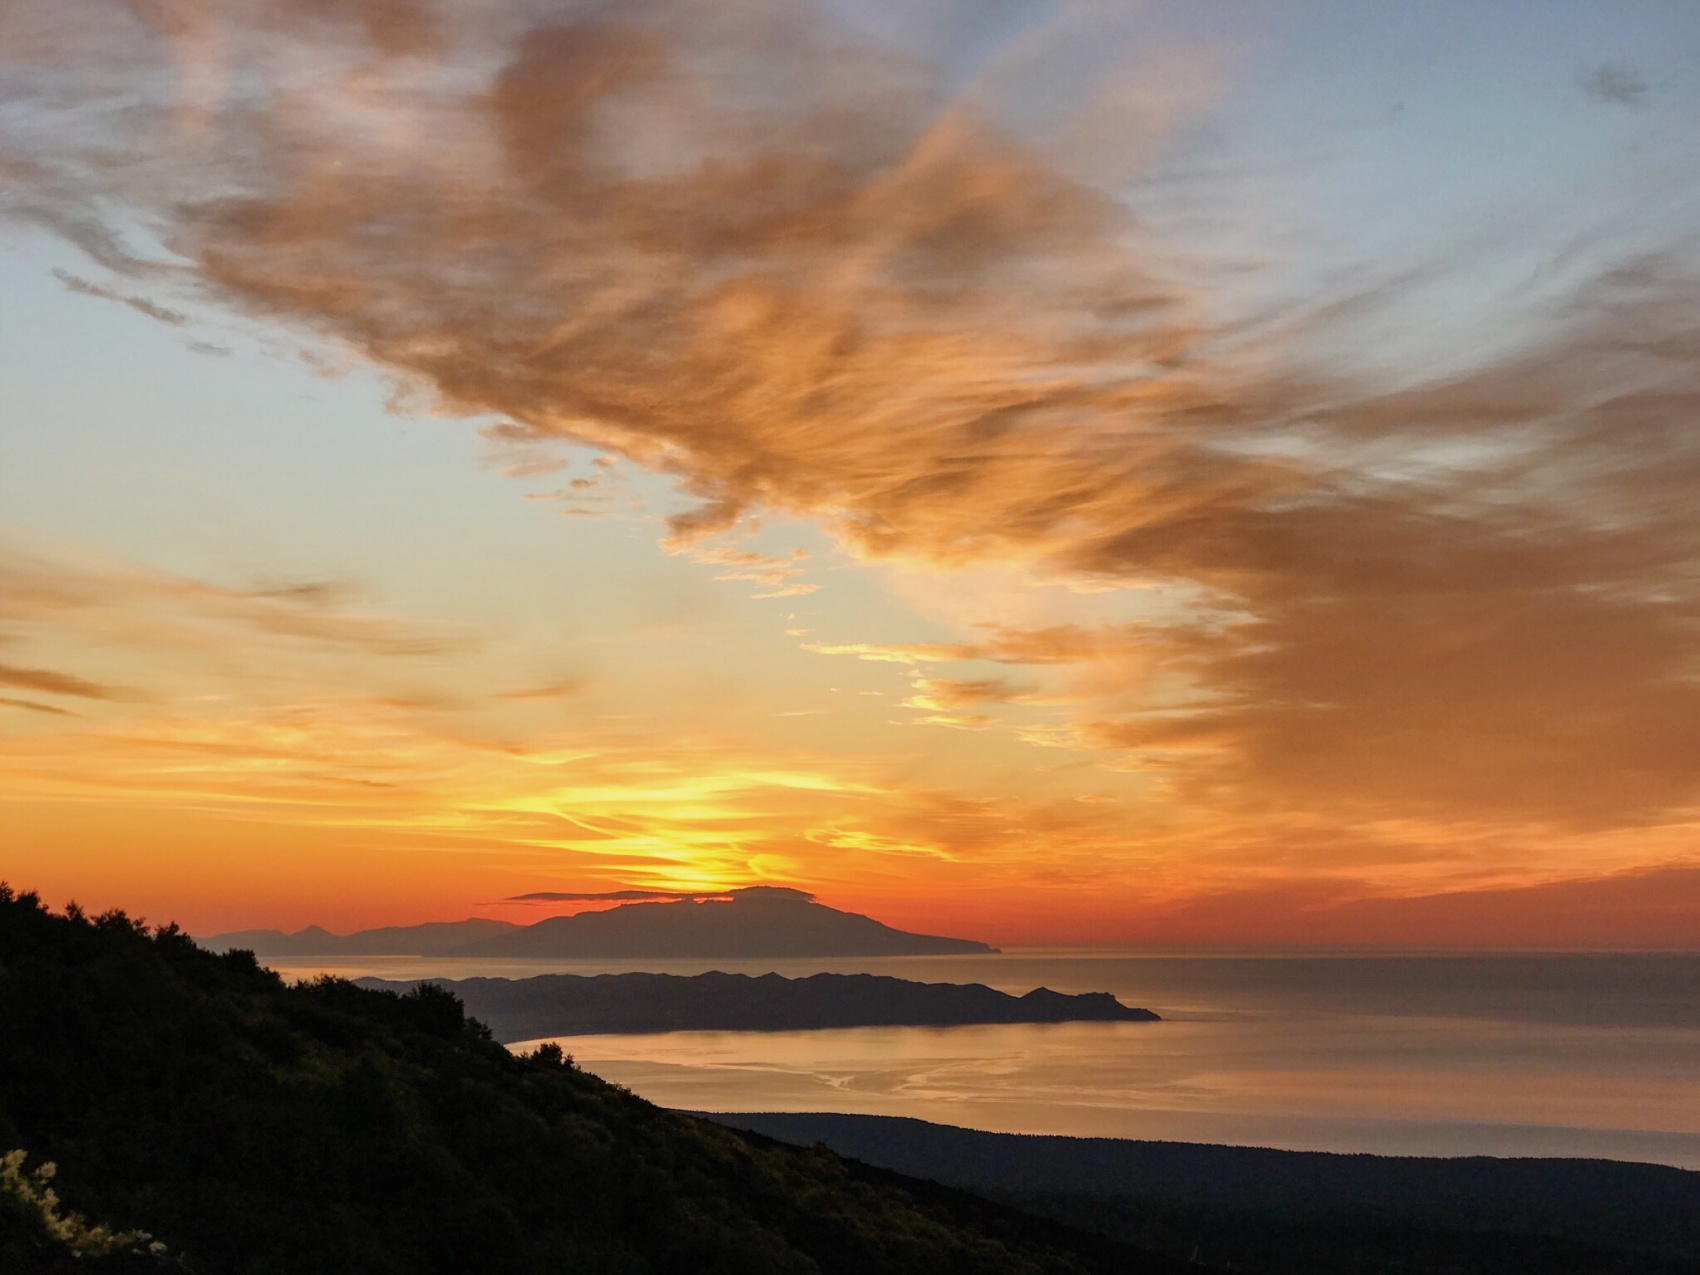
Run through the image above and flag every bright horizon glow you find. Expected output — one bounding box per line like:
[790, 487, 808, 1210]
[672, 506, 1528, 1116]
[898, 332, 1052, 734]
[3, 1, 1700, 947]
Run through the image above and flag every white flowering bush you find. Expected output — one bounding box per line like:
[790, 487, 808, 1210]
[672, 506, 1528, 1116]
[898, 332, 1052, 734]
[0, 1149, 169, 1259]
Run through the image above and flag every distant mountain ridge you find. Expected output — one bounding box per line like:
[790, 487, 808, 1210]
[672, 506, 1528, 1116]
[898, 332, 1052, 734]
[202, 918, 519, 957]
[355, 970, 1158, 1041]
[201, 887, 997, 959]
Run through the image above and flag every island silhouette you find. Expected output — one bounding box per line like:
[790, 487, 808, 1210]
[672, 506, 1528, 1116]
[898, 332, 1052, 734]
[203, 886, 997, 959]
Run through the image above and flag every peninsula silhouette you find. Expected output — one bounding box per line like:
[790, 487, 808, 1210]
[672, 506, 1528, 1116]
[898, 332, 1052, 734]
[356, 970, 1158, 1041]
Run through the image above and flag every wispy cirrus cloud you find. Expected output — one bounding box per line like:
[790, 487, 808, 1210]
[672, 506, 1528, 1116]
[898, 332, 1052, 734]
[0, 539, 474, 659]
[902, 677, 1030, 712]
[496, 680, 589, 703]
[802, 641, 981, 665]
[0, 695, 79, 717]
[4, 0, 1700, 849]
[0, 660, 119, 700]
[504, 889, 733, 902]
[52, 268, 188, 325]
[1578, 61, 1650, 109]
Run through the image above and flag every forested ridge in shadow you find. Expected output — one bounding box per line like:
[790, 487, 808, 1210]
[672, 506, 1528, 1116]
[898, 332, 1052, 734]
[708, 1112, 1700, 1275]
[0, 886, 1190, 1274]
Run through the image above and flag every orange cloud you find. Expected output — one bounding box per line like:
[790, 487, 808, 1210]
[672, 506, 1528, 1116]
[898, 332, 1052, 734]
[902, 677, 1027, 711]
[0, 696, 78, 717]
[5, 0, 1700, 917]
[496, 680, 588, 702]
[0, 660, 118, 700]
[0, 539, 474, 659]
[803, 642, 982, 664]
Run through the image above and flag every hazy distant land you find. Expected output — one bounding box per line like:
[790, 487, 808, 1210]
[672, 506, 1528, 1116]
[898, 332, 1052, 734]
[357, 970, 1159, 1041]
[202, 886, 996, 959]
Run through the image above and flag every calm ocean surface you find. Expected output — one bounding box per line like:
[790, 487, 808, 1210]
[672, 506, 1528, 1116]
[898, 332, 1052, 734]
[273, 951, 1700, 1168]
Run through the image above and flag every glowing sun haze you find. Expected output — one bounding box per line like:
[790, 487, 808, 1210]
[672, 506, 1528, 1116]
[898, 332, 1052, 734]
[3, 0, 1700, 946]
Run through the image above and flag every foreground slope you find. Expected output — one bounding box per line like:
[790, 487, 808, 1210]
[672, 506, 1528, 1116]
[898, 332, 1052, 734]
[358, 971, 1158, 1041]
[708, 1112, 1700, 1275]
[0, 887, 1182, 1275]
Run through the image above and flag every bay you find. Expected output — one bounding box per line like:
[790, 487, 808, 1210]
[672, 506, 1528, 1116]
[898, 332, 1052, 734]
[270, 950, 1700, 1168]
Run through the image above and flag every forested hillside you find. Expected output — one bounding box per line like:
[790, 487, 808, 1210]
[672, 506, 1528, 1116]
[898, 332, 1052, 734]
[0, 886, 1185, 1275]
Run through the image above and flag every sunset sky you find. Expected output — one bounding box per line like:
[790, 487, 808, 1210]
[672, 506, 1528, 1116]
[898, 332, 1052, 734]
[4, 0, 1700, 946]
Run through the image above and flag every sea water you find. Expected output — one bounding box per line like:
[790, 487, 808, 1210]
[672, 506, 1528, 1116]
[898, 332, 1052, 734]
[271, 951, 1700, 1168]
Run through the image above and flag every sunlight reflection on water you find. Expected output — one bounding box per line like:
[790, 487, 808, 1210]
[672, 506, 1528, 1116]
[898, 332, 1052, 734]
[274, 951, 1700, 1166]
